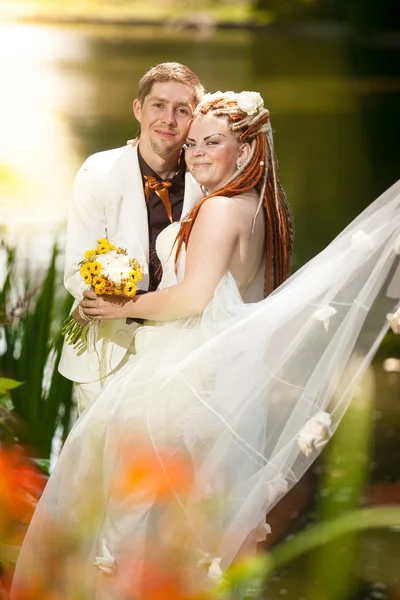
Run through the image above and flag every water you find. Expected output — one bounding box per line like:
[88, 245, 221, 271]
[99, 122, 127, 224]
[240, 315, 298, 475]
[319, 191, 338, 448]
[1, 21, 400, 598]
[1, 22, 399, 265]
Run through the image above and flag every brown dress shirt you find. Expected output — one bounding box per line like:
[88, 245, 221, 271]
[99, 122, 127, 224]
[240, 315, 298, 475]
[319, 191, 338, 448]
[138, 147, 186, 291]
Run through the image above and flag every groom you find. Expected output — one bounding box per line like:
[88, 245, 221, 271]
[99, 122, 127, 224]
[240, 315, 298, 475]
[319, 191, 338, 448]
[58, 62, 205, 413]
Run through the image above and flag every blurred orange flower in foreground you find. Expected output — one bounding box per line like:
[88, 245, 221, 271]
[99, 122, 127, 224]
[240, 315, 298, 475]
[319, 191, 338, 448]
[1, 440, 222, 600]
[115, 441, 194, 502]
[0, 567, 12, 599]
[0, 446, 46, 526]
[141, 561, 211, 600]
[113, 556, 213, 600]
[0, 448, 47, 600]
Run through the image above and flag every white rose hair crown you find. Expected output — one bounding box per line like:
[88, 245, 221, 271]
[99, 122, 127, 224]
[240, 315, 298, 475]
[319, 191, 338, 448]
[200, 90, 264, 116]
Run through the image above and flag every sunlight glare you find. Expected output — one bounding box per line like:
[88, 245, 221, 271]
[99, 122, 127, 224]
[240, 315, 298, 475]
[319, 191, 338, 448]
[0, 23, 88, 261]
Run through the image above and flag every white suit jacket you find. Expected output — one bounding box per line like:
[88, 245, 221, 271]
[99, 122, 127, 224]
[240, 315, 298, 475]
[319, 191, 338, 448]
[58, 144, 203, 383]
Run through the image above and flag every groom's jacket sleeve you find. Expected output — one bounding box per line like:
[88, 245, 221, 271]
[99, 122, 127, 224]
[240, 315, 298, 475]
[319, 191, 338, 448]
[64, 157, 107, 302]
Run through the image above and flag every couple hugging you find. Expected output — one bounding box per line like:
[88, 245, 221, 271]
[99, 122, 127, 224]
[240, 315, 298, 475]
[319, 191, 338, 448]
[58, 61, 293, 413]
[11, 62, 400, 599]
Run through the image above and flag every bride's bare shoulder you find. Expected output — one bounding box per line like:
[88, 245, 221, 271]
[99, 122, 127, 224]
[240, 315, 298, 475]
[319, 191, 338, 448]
[198, 191, 259, 218]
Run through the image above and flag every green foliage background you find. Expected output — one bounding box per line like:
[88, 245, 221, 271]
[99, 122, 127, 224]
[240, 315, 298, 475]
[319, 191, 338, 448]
[1, 0, 399, 31]
[0, 243, 74, 459]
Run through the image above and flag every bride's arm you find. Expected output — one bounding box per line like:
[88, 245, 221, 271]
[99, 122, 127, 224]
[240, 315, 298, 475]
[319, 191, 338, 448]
[80, 197, 240, 322]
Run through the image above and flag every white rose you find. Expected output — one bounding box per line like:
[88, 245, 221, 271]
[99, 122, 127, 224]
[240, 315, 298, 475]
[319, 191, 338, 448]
[202, 91, 224, 103]
[224, 90, 236, 99]
[97, 253, 132, 283]
[236, 91, 264, 116]
[297, 411, 332, 457]
[94, 539, 116, 576]
[207, 558, 223, 582]
[314, 304, 337, 332]
[96, 250, 118, 267]
[387, 308, 400, 334]
[254, 521, 272, 542]
[117, 253, 130, 266]
[197, 550, 223, 582]
[104, 263, 132, 284]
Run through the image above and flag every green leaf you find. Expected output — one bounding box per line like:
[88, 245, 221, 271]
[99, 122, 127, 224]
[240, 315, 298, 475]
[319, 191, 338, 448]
[31, 457, 51, 476]
[268, 506, 400, 573]
[0, 377, 24, 393]
[224, 506, 400, 596]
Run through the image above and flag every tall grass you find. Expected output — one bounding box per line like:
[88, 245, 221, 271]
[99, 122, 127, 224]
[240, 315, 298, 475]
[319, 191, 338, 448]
[0, 241, 74, 459]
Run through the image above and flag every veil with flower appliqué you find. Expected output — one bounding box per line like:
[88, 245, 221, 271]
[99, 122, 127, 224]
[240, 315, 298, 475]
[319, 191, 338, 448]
[149, 177, 400, 565]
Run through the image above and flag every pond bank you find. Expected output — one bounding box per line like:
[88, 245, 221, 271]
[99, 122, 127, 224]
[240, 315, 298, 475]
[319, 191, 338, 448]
[1, 8, 400, 47]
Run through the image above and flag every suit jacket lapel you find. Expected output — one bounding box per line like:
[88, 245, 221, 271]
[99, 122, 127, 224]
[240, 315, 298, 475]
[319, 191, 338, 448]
[118, 145, 149, 257]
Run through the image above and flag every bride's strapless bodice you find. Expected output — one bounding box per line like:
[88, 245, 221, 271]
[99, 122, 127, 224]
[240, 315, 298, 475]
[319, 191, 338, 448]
[156, 222, 185, 290]
[155, 222, 265, 303]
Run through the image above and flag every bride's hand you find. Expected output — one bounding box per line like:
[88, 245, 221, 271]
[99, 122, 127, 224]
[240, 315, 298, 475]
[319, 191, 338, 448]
[80, 290, 132, 320]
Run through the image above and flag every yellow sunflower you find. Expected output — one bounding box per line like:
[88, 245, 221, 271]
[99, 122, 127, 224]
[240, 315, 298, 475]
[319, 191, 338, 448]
[97, 237, 109, 245]
[83, 273, 92, 285]
[134, 268, 142, 283]
[92, 275, 105, 288]
[80, 265, 91, 277]
[97, 243, 110, 255]
[124, 282, 137, 297]
[84, 249, 96, 259]
[94, 281, 106, 294]
[128, 267, 142, 283]
[86, 261, 102, 275]
[102, 280, 114, 295]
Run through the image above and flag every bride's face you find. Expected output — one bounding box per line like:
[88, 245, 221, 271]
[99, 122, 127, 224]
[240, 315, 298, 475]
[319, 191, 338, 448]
[184, 113, 249, 192]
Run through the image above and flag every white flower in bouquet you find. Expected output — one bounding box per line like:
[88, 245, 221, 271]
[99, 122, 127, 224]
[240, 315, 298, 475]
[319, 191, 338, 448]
[97, 251, 132, 284]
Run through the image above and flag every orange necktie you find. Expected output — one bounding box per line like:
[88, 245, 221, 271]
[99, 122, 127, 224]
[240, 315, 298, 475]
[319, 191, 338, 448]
[144, 175, 174, 224]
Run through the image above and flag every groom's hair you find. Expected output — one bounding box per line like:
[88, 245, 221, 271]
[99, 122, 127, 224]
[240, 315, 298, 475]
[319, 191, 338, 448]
[137, 62, 204, 105]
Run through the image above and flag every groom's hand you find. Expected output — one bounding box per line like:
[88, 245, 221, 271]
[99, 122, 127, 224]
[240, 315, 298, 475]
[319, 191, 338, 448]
[80, 290, 132, 320]
[71, 305, 89, 327]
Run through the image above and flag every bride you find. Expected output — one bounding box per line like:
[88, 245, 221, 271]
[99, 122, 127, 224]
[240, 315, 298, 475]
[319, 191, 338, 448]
[11, 91, 400, 600]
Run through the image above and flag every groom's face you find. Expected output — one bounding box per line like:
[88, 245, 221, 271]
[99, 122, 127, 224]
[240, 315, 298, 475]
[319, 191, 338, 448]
[133, 81, 196, 159]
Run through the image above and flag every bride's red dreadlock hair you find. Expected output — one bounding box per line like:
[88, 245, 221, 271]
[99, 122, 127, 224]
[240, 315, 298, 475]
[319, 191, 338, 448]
[175, 94, 294, 297]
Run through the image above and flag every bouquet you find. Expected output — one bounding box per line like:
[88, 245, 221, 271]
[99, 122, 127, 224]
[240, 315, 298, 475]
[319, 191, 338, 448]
[62, 238, 143, 346]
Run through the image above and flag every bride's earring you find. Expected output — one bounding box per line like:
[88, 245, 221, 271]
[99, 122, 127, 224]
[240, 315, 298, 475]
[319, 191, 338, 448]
[236, 162, 242, 170]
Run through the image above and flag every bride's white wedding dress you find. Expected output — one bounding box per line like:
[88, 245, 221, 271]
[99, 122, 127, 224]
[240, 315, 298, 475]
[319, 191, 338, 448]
[11, 181, 400, 599]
